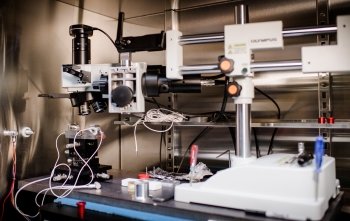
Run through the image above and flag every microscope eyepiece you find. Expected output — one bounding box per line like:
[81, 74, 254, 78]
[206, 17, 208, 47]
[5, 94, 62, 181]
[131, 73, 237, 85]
[69, 24, 94, 65]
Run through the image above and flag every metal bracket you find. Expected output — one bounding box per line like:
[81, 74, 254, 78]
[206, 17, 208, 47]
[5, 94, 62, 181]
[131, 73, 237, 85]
[302, 16, 350, 73]
[166, 94, 178, 172]
[316, 0, 333, 155]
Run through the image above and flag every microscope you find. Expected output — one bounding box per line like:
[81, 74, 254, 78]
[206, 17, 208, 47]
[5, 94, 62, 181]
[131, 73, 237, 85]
[174, 9, 349, 221]
[62, 12, 201, 116]
[57, 12, 202, 185]
[58, 7, 350, 220]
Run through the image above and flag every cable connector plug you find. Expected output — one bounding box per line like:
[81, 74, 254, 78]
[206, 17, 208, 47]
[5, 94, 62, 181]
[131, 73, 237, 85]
[21, 127, 34, 138]
[88, 126, 101, 135]
[3, 130, 18, 137]
[3, 130, 18, 143]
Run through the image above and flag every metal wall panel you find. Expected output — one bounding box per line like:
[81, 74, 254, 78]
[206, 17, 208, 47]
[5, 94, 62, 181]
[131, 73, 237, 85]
[0, 0, 165, 196]
[1, 0, 350, 195]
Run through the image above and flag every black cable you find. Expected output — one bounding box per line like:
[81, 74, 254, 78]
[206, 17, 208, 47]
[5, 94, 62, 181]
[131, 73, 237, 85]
[145, 98, 231, 117]
[220, 77, 236, 153]
[159, 127, 164, 168]
[228, 126, 236, 154]
[92, 27, 117, 49]
[253, 127, 261, 158]
[176, 77, 236, 172]
[150, 97, 160, 108]
[255, 87, 281, 119]
[176, 127, 211, 173]
[146, 99, 221, 172]
[267, 128, 278, 155]
[201, 73, 225, 80]
[176, 110, 228, 173]
[255, 87, 281, 155]
[220, 77, 236, 154]
[220, 77, 229, 114]
[143, 97, 217, 172]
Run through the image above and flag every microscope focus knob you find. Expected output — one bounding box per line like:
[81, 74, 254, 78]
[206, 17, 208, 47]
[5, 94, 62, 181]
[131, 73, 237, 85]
[111, 86, 133, 107]
[219, 57, 234, 74]
[227, 81, 242, 97]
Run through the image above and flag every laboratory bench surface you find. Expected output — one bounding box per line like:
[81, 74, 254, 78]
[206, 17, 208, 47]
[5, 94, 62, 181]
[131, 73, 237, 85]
[18, 170, 345, 221]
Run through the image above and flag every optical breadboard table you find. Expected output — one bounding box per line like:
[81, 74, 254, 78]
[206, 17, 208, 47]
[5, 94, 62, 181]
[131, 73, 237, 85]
[18, 171, 343, 221]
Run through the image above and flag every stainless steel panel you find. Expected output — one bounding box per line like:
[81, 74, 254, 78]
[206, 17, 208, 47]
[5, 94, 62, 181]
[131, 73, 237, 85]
[0, 0, 80, 185]
[1, 0, 350, 195]
[0, 0, 127, 196]
[57, 0, 167, 19]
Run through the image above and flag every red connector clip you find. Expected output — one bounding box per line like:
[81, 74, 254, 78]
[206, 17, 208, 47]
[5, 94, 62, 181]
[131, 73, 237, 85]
[318, 117, 327, 124]
[76, 201, 86, 220]
[318, 116, 335, 124]
[328, 116, 335, 124]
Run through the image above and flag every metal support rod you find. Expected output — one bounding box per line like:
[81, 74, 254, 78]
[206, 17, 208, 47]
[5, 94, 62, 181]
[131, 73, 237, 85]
[283, 25, 336, 37]
[170, 0, 179, 31]
[180, 60, 303, 75]
[120, 52, 132, 66]
[180, 64, 219, 74]
[179, 25, 337, 45]
[235, 4, 248, 24]
[250, 60, 302, 72]
[234, 4, 251, 159]
[236, 104, 251, 158]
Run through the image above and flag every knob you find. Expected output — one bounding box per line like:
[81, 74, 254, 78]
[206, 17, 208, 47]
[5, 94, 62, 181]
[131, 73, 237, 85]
[21, 127, 34, 138]
[111, 86, 133, 107]
[218, 57, 234, 74]
[227, 81, 242, 97]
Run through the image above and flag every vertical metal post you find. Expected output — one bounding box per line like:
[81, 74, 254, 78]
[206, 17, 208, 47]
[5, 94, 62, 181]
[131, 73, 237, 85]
[120, 52, 131, 66]
[165, 0, 180, 171]
[234, 4, 248, 24]
[234, 4, 251, 159]
[170, 0, 179, 31]
[236, 104, 251, 158]
[167, 94, 179, 172]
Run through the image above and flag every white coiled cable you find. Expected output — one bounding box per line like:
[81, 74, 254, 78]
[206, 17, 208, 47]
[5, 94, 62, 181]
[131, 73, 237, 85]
[125, 108, 187, 154]
[14, 127, 103, 220]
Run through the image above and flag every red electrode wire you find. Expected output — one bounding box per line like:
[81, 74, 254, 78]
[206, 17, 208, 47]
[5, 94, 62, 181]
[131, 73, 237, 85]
[0, 137, 17, 221]
[190, 144, 199, 170]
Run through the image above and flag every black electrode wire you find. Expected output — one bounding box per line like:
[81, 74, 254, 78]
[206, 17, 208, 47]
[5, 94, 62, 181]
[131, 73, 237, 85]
[151, 97, 161, 108]
[159, 128, 164, 168]
[176, 127, 211, 173]
[254, 87, 281, 155]
[253, 127, 261, 158]
[267, 128, 278, 155]
[144, 97, 215, 171]
[176, 107, 225, 173]
[176, 77, 236, 173]
[228, 126, 236, 154]
[255, 88, 281, 118]
[220, 77, 229, 114]
[93, 27, 117, 48]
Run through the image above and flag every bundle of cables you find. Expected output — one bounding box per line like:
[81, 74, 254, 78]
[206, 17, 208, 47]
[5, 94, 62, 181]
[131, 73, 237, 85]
[144, 108, 187, 130]
[124, 108, 187, 154]
[14, 126, 104, 221]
